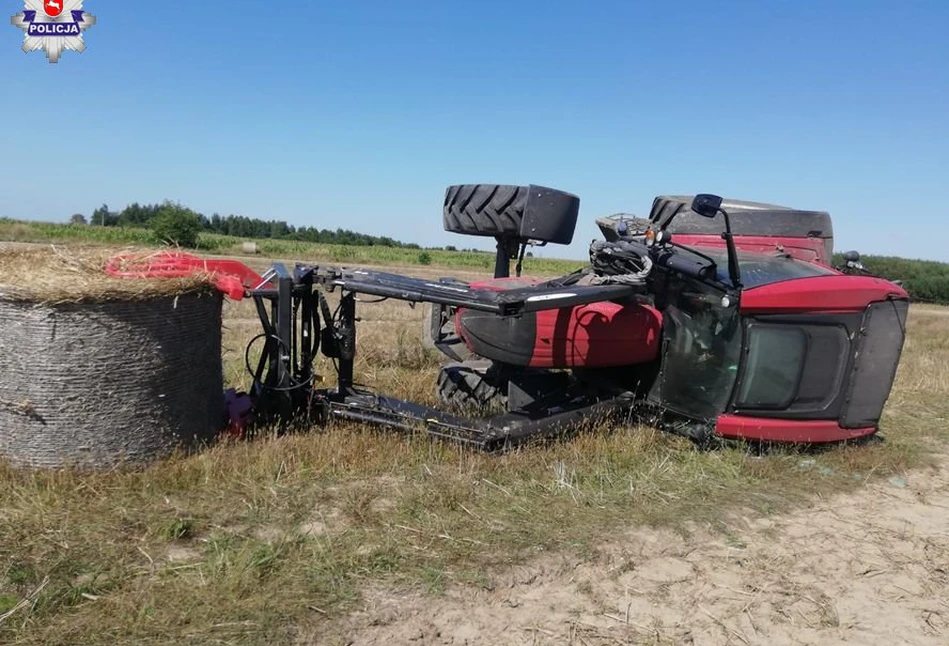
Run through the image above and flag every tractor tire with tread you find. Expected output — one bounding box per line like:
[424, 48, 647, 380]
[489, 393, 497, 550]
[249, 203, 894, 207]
[443, 184, 529, 238]
[649, 195, 833, 240]
[443, 184, 580, 244]
[436, 361, 507, 409]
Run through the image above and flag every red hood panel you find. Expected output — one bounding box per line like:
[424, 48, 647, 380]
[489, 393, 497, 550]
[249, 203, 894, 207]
[741, 275, 908, 314]
[675, 234, 828, 264]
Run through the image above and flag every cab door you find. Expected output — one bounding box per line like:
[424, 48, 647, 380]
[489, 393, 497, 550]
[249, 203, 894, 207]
[648, 275, 742, 421]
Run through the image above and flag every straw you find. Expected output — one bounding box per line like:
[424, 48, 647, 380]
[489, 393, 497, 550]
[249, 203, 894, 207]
[0, 245, 217, 304]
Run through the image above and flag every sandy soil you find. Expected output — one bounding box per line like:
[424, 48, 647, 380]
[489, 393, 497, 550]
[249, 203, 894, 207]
[329, 456, 949, 646]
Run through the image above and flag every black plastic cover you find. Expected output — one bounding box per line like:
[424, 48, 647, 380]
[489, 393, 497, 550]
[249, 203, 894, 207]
[457, 309, 538, 366]
[654, 249, 715, 281]
[520, 185, 580, 245]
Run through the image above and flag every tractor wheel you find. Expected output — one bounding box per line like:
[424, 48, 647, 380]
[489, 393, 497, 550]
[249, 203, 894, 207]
[420, 303, 437, 351]
[436, 361, 507, 409]
[443, 184, 530, 238]
[649, 195, 833, 239]
[443, 184, 579, 244]
[421, 303, 473, 362]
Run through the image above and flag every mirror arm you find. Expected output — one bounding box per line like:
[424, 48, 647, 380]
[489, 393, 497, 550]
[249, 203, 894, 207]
[717, 209, 742, 288]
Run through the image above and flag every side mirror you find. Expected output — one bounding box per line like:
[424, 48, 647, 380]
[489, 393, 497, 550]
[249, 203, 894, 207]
[690, 192, 742, 288]
[843, 250, 861, 263]
[690, 194, 723, 219]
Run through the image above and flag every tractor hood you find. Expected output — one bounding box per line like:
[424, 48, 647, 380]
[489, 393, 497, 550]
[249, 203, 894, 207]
[740, 275, 909, 314]
[692, 247, 908, 312]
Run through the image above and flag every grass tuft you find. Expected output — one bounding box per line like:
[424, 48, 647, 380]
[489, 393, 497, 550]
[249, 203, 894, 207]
[161, 518, 196, 541]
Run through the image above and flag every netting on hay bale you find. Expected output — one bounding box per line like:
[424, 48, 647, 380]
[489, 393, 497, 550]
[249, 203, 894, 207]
[0, 247, 225, 469]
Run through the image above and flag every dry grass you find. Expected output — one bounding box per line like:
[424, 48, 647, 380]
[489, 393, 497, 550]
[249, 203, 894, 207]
[0, 246, 216, 303]
[0, 257, 947, 645]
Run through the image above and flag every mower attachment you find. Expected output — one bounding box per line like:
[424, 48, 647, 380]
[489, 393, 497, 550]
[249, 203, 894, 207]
[211, 260, 646, 448]
[326, 390, 638, 451]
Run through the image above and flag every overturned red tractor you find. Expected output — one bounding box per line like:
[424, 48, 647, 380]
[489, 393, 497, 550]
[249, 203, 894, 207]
[424, 186, 907, 445]
[113, 185, 909, 448]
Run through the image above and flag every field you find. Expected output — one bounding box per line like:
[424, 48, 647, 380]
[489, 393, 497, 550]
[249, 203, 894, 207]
[1, 238, 948, 645]
[0, 219, 581, 276]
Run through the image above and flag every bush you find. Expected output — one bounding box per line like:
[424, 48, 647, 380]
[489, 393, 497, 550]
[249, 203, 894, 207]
[835, 253, 949, 304]
[417, 251, 432, 265]
[150, 202, 201, 248]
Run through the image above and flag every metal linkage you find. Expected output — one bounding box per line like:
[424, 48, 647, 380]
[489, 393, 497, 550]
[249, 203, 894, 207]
[246, 263, 322, 424]
[244, 261, 643, 447]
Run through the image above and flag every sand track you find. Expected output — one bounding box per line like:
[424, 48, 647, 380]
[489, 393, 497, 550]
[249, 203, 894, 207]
[330, 455, 949, 646]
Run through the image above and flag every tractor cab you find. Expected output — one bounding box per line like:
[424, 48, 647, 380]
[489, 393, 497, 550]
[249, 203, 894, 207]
[621, 195, 909, 442]
[644, 241, 908, 439]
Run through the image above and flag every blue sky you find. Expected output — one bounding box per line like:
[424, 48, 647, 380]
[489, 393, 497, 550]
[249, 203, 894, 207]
[1, 0, 947, 261]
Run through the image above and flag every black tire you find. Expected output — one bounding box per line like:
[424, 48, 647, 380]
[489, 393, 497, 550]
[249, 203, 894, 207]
[649, 195, 833, 240]
[420, 303, 474, 362]
[420, 303, 437, 351]
[443, 184, 580, 244]
[444, 184, 526, 238]
[436, 361, 507, 409]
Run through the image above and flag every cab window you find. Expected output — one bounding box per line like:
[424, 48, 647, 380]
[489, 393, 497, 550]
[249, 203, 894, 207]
[657, 276, 741, 420]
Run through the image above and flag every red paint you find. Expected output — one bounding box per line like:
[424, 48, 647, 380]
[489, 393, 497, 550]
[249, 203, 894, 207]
[674, 234, 829, 264]
[461, 277, 662, 368]
[43, 0, 64, 18]
[740, 276, 908, 314]
[529, 301, 662, 368]
[715, 414, 876, 443]
[106, 251, 265, 300]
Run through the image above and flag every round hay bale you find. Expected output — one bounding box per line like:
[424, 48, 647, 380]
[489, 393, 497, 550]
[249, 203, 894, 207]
[0, 247, 225, 469]
[241, 241, 259, 255]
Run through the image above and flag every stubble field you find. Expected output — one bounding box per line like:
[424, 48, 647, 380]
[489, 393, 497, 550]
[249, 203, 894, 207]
[1, 246, 947, 645]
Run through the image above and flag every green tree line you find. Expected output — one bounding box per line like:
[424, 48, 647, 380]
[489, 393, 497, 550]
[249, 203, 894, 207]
[88, 201, 419, 249]
[78, 202, 949, 304]
[834, 252, 949, 304]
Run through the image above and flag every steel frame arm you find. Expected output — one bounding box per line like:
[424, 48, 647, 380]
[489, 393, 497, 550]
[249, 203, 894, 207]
[314, 267, 642, 315]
